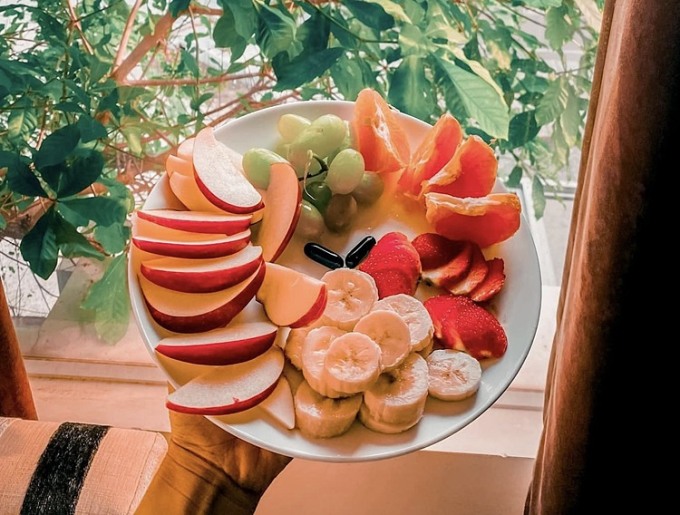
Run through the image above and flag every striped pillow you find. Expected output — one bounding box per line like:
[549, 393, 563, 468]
[0, 417, 167, 514]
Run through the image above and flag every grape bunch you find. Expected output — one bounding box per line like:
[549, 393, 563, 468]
[242, 113, 385, 239]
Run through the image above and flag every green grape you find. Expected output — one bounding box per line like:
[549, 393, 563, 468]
[296, 200, 325, 240]
[289, 114, 347, 161]
[277, 114, 311, 143]
[352, 172, 385, 205]
[288, 147, 322, 179]
[325, 121, 351, 163]
[274, 140, 290, 160]
[242, 148, 286, 189]
[325, 148, 365, 195]
[324, 194, 358, 233]
[302, 180, 332, 213]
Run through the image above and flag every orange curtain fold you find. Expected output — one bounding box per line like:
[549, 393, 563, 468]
[526, 0, 676, 512]
[0, 278, 37, 419]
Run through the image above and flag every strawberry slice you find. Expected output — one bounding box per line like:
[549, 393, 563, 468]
[445, 243, 488, 295]
[421, 242, 473, 289]
[411, 233, 468, 270]
[424, 294, 507, 360]
[358, 232, 421, 299]
[469, 258, 506, 303]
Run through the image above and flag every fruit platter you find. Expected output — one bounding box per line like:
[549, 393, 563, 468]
[128, 89, 542, 462]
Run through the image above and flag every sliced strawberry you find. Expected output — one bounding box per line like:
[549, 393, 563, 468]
[421, 242, 473, 289]
[358, 231, 421, 299]
[411, 233, 468, 270]
[469, 258, 506, 303]
[424, 294, 507, 360]
[445, 243, 488, 295]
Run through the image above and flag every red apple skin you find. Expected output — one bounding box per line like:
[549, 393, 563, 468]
[166, 379, 279, 416]
[195, 171, 265, 215]
[140, 253, 263, 293]
[144, 262, 266, 333]
[155, 329, 276, 365]
[289, 286, 328, 328]
[132, 231, 250, 259]
[136, 210, 252, 235]
[261, 162, 302, 263]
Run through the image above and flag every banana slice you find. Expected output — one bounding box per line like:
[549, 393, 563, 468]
[323, 332, 382, 395]
[282, 360, 305, 397]
[358, 403, 421, 434]
[320, 269, 379, 330]
[294, 380, 362, 439]
[372, 294, 434, 352]
[361, 353, 429, 428]
[426, 349, 482, 401]
[301, 326, 347, 398]
[284, 321, 321, 370]
[354, 310, 410, 371]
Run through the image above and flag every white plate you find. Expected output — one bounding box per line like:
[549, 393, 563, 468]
[128, 100, 542, 462]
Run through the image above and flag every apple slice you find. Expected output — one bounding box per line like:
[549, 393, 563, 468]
[255, 162, 302, 262]
[258, 375, 295, 430]
[136, 209, 252, 235]
[169, 168, 227, 213]
[166, 346, 284, 415]
[166, 154, 193, 178]
[177, 137, 195, 161]
[193, 127, 263, 214]
[140, 244, 263, 293]
[155, 320, 278, 365]
[139, 262, 265, 333]
[132, 229, 251, 259]
[256, 262, 327, 328]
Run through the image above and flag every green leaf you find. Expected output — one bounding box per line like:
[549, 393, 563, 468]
[523, 0, 562, 7]
[366, 0, 411, 23]
[219, 0, 257, 40]
[94, 223, 130, 254]
[54, 101, 86, 114]
[273, 47, 344, 91]
[59, 196, 127, 227]
[535, 77, 569, 125]
[545, 6, 574, 51]
[435, 56, 509, 139]
[2, 152, 46, 197]
[19, 207, 58, 280]
[77, 115, 108, 143]
[7, 97, 37, 141]
[54, 213, 103, 260]
[213, 12, 247, 60]
[532, 175, 546, 220]
[34, 124, 81, 170]
[122, 127, 142, 156]
[331, 55, 377, 100]
[560, 87, 581, 146]
[388, 56, 435, 121]
[508, 111, 540, 148]
[506, 166, 523, 188]
[296, 10, 330, 52]
[169, 0, 191, 17]
[255, 3, 296, 59]
[0, 214, 6, 231]
[57, 150, 104, 198]
[181, 49, 199, 78]
[399, 24, 432, 57]
[81, 255, 131, 344]
[344, 0, 394, 31]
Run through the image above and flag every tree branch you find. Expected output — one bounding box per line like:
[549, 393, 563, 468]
[112, 0, 145, 73]
[65, 0, 94, 54]
[124, 71, 262, 87]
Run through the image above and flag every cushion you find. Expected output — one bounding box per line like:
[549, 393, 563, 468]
[0, 417, 167, 514]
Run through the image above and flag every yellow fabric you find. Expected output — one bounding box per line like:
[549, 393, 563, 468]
[0, 417, 168, 515]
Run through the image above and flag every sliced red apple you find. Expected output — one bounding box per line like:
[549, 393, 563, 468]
[193, 127, 263, 214]
[258, 375, 295, 430]
[140, 244, 263, 293]
[155, 320, 278, 365]
[256, 262, 327, 328]
[177, 137, 195, 161]
[139, 262, 265, 333]
[166, 154, 193, 178]
[136, 209, 252, 235]
[169, 168, 228, 213]
[132, 229, 250, 259]
[166, 346, 284, 415]
[255, 162, 302, 262]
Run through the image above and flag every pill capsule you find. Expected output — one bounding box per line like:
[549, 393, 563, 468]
[345, 236, 376, 268]
[304, 242, 344, 269]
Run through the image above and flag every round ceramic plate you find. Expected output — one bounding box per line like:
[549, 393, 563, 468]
[128, 100, 542, 462]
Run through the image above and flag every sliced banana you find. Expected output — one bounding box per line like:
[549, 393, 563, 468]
[320, 269, 379, 330]
[426, 349, 482, 401]
[372, 294, 434, 352]
[354, 310, 410, 371]
[322, 332, 382, 395]
[358, 403, 421, 434]
[362, 353, 429, 428]
[282, 360, 305, 397]
[294, 380, 362, 439]
[301, 326, 347, 398]
[284, 322, 320, 370]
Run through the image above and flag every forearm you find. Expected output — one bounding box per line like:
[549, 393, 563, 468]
[135, 445, 261, 515]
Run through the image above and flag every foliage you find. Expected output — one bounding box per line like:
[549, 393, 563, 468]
[0, 0, 601, 342]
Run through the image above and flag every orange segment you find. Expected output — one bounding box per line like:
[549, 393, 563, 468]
[352, 88, 410, 174]
[422, 136, 497, 198]
[424, 192, 521, 248]
[399, 113, 463, 197]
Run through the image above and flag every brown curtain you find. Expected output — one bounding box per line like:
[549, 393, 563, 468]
[0, 278, 37, 419]
[525, 1, 676, 512]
